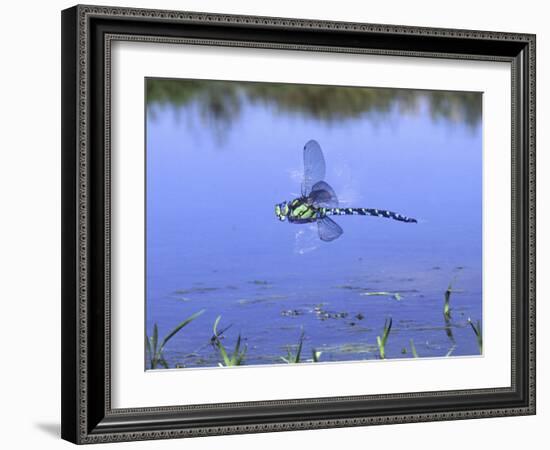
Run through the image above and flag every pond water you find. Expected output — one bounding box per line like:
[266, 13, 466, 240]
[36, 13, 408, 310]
[145, 80, 482, 369]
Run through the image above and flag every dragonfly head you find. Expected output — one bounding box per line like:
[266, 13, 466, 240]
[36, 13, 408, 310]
[275, 202, 290, 221]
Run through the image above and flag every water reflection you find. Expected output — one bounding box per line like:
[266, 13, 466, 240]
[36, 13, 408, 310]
[147, 78, 482, 130]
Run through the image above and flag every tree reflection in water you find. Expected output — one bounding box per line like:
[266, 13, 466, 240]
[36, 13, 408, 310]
[147, 78, 481, 133]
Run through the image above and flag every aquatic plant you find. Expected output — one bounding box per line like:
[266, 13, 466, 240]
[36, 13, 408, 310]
[281, 330, 305, 364]
[313, 304, 349, 321]
[468, 318, 483, 354]
[248, 280, 271, 286]
[145, 309, 205, 369]
[212, 316, 247, 366]
[377, 318, 393, 359]
[361, 292, 403, 301]
[443, 277, 465, 319]
[409, 339, 419, 358]
[444, 322, 456, 344]
[443, 278, 460, 343]
[443, 279, 455, 320]
[174, 286, 219, 294]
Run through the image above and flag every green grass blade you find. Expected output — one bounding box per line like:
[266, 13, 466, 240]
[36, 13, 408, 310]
[212, 316, 245, 366]
[230, 334, 242, 365]
[145, 335, 153, 369]
[159, 309, 205, 352]
[217, 340, 231, 366]
[383, 318, 392, 344]
[152, 324, 159, 355]
[213, 315, 222, 337]
[409, 339, 418, 358]
[236, 344, 247, 365]
[377, 318, 392, 359]
[377, 336, 384, 359]
[467, 318, 483, 354]
[295, 331, 305, 363]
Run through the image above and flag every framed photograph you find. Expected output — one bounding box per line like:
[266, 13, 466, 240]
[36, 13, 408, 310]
[61, 4, 536, 444]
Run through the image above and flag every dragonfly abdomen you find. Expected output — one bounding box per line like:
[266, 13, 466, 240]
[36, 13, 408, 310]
[320, 207, 417, 223]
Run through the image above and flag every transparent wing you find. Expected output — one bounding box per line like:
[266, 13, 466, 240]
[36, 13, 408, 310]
[317, 216, 343, 242]
[302, 140, 326, 195]
[308, 181, 339, 207]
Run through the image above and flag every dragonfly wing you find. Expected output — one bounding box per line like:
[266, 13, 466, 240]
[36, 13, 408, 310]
[309, 181, 339, 207]
[302, 140, 326, 195]
[317, 216, 343, 242]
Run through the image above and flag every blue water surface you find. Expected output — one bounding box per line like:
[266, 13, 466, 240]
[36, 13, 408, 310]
[146, 85, 482, 369]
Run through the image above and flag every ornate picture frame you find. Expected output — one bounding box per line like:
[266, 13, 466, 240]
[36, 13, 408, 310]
[61, 4, 535, 444]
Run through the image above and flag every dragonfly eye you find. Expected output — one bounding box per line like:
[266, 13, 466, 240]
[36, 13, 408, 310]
[275, 202, 289, 221]
[275, 204, 283, 220]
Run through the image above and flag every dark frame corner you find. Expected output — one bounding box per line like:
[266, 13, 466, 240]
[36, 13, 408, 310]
[61, 4, 535, 444]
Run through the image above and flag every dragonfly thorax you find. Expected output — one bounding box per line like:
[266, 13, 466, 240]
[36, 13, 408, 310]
[275, 197, 321, 223]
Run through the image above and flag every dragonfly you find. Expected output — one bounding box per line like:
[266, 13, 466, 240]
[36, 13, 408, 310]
[274, 140, 417, 242]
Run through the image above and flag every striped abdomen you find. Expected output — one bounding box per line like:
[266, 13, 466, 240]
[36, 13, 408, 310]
[319, 207, 417, 224]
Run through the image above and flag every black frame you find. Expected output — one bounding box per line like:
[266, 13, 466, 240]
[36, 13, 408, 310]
[61, 4, 536, 444]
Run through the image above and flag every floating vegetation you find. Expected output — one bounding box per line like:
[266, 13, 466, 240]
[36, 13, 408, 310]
[410, 339, 419, 358]
[248, 280, 271, 286]
[145, 309, 205, 369]
[281, 309, 303, 317]
[410, 325, 458, 332]
[212, 316, 247, 366]
[312, 305, 349, 320]
[377, 318, 393, 359]
[348, 325, 373, 334]
[237, 298, 261, 305]
[174, 287, 219, 295]
[276, 325, 302, 331]
[335, 284, 364, 290]
[361, 292, 403, 301]
[313, 305, 324, 315]
[149, 274, 482, 369]
[238, 294, 287, 305]
[280, 330, 304, 364]
[324, 342, 377, 355]
[468, 318, 483, 354]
